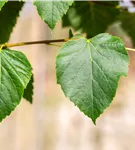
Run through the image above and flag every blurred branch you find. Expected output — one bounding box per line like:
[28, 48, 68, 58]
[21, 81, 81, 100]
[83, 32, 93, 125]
[89, 1, 132, 11]
[89, 0, 119, 8]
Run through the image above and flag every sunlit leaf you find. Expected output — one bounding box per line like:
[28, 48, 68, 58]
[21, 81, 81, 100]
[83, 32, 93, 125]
[0, 49, 32, 121]
[56, 33, 129, 123]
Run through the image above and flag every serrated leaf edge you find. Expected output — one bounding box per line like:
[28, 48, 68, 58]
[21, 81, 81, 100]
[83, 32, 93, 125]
[34, 1, 74, 30]
[56, 33, 129, 124]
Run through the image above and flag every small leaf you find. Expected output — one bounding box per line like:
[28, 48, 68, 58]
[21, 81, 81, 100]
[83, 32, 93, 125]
[0, 1, 7, 10]
[23, 73, 34, 104]
[69, 29, 73, 38]
[0, 1, 24, 44]
[56, 33, 129, 123]
[62, 12, 71, 27]
[0, 49, 32, 121]
[34, 1, 73, 30]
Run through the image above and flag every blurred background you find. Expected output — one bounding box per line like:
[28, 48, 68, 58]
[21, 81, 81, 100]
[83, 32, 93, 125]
[1, 2, 135, 150]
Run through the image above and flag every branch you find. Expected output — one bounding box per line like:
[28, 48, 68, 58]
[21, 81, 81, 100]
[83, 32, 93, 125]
[1, 39, 135, 52]
[2, 39, 68, 48]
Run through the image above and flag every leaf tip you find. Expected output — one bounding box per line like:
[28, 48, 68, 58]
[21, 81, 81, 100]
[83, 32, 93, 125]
[92, 118, 97, 125]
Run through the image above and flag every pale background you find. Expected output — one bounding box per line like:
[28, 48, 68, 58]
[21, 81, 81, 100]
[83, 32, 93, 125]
[0, 2, 135, 150]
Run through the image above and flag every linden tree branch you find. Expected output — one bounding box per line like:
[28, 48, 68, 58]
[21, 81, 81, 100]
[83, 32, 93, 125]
[0, 39, 135, 52]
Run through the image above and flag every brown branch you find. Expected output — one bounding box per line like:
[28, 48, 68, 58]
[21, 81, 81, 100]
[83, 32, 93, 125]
[3, 39, 68, 48]
[1, 38, 135, 52]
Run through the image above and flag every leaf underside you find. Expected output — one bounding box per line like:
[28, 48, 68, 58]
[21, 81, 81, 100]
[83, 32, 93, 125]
[0, 49, 32, 121]
[56, 33, 129, 123]
[34, 1, 73, 30]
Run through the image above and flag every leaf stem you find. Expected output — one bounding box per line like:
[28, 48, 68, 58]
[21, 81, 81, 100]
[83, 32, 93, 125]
[126, 47, 135, 52]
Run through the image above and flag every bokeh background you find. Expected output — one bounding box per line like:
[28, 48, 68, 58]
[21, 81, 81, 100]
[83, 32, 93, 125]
[1, 2, 135, 150]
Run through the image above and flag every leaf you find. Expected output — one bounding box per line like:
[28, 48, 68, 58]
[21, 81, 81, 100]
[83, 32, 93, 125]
[0, 1, 7, 10]
[34, 1, 73, 30]
[62, 1, 119, 37]
[62, 11, 71, 27]
[56, 33, 129, 123]
[69, 29, 73, 38]
[0, 49, 32, 121]
[23, 73, 34, 104]
[0, 1, 24, 44]
[120, 11, 135, 47]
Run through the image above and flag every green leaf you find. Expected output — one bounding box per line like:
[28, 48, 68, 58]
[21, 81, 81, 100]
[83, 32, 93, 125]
[120, 11, 135, 47]
[0, 1, 24, 44]
[62, 1, 119, 37]
[23, 73, 34, 104]
[0, 49, 32, 121]
[0, 1, 7, 10]
[56, 33, 129, 123]
[69, 29, 73, 38]
[34, 1, 73, 30]
[62, 11, 71, 27]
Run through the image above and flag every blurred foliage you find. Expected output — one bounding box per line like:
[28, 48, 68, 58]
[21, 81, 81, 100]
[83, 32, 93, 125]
[120, 11, 135, 46]
[62, 1, 135, 47]
[0, 1, 24, 43]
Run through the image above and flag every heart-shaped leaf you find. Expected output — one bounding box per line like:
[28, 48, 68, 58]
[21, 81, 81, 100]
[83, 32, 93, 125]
[56, 33, 129, 123]
[0, 49, 32, 121]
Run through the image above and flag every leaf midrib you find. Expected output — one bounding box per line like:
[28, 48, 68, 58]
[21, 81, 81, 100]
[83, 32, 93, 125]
[87, 42, 94, 120]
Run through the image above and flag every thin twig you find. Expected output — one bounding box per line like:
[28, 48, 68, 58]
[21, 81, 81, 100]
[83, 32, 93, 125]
[1, 39, 135, 52]
[3, 39, 68, 48]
